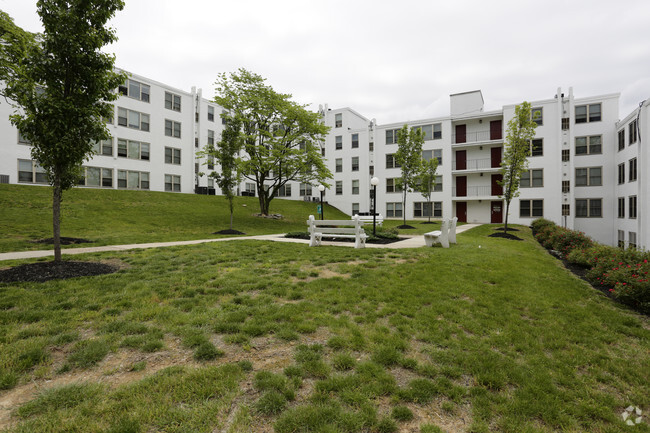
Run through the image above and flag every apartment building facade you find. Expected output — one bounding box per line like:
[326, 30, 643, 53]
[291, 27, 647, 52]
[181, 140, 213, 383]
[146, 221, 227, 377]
[0, 70, 647, 249]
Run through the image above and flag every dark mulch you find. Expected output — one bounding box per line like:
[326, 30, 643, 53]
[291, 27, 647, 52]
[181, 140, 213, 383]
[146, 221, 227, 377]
[213, 229, 246, 235]
[396, 225, 416, 229]
[33, 237, 93, 245]
[488, 232, 523, 241]
[284, 233, 405, 245]
[0, 261, 119, 283]
[494, 227, 519, 232]
[420, 222, 437, 225]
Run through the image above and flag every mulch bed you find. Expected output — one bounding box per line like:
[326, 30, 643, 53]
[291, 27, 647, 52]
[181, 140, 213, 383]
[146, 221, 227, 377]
[33, 237, 93, 245]
[488, 232, 523, 241]
[213, 229, 246, 235]
[0, 261, 119, 283]
[420, 222, 437, 225]
[493, 227, 519, 232]
[396, 225, 416, 229]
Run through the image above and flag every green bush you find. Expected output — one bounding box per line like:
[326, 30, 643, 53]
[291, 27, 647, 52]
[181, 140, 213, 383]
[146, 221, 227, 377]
[530, 218, 555, 233]
[548, 228, 593, 258]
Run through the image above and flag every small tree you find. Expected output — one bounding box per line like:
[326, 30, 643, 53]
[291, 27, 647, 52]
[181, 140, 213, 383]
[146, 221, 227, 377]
[198, 117, 243, 231]
[395, 124, 424, 228]
[498, 102, 537, 231]
[4, 0, 126, 262]
[415, 156, 439, 223]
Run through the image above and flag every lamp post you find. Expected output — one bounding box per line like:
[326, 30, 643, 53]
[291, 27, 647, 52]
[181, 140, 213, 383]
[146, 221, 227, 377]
[318, 184, 325, 220]
[370, 177, 379, 236]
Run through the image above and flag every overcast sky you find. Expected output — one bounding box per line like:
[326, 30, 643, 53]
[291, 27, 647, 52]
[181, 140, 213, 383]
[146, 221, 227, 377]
[2, 0, 650, 124]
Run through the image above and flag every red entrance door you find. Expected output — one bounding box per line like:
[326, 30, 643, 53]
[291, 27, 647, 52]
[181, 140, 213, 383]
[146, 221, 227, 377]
[491, 201, 503, 223]
[490, 120, 502, 140]
[491, 174, 503, 196]
[490, 147, 502, 168]
[455, 150, 467, 170]
[456, 176, 467, 197]
[456, 202, 467, 223]
[455, 124, 466, 144]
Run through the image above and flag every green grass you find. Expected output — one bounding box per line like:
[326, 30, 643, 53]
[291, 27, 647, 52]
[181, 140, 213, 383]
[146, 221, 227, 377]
[0, 226, 648, 432]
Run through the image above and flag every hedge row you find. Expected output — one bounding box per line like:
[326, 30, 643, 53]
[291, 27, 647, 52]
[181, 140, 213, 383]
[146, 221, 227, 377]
[531, 218, 649, 314]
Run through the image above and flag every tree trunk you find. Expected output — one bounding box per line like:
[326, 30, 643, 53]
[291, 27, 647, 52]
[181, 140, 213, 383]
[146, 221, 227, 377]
[402, 189, 407, 227]
[52, 178, 62, 262]
[504, 200, 510, 232]
[428, 200, 432, 223]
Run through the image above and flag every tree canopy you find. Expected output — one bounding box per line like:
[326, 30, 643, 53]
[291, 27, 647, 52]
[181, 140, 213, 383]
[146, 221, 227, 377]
[214, 69, 331, 215]
[415, 156, 439, 223]
[395, 124, 424, 227]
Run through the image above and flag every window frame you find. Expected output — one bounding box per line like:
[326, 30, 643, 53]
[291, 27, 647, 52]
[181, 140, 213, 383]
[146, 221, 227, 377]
[530, 138, 543, 157]
[575, 103, 601, 123]
[519, 199, 544, 218]
[575, 166, 602, 187]
[164, 174, 181, 192]
[386, 153, 400, 169]
[165, 119, 181, 138]
[17, 159, 48, 184]
[335, 113, 342, 128]
[618, 129, 625, 151]
[117, 138, 150, 161]
[520, 169, 544, 188]
[386, 128, 400, 145]
[617, 163, 625, 184]
[335, 135, 342, 150]
[386, 202, 403, 218]
[629, 195, 637, 219]
[351, 156, 359, 172]
[385, 178, 402, 194]
[351, 179, 359, 195]
[335, 158, 343, 173]
[351, 133, 359, 148]
[335, 180, 343, 195]
[117, 107, 150, 131]
[165, 147, 181, 165]
[119, 79, 150, 102]
[531, 107, 543, 125]
[117, 169, 150, 190]
[629, 158, 637, 182]
[617, 197, 625, 218]
[575, 135, 602, 155]
[164, 91, 181, 112]
[575, 198, 602, 218]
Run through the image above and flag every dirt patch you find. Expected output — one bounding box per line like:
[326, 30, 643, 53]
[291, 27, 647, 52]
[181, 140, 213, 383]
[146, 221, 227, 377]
[0, 260, 120, 283]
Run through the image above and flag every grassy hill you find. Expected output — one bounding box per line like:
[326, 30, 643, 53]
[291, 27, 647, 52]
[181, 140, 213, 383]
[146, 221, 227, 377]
[0, 184, 350, 253]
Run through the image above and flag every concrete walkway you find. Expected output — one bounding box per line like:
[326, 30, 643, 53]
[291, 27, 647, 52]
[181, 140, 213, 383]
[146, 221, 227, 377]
[0, 224, 482, 262]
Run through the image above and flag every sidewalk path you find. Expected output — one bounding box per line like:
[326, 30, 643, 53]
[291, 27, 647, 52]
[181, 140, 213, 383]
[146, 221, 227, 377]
[0, 224, 482, 262]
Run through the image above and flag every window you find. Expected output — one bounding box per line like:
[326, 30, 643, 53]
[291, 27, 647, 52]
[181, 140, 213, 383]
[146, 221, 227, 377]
[369, 165, 374, 176]
[575, 135, 601, 155]
[352, 203, 359, 215]
[18, 159, 47, 184]
[414, 202, 442, 218]
[18, 131, 31, 145]
[117, 170, 149, 190]
[335, 181, 342, 195]
[618, 163, 625, 184]
[629, 195, 637, 219]
[117, 139, 149, 160]
[335, 136, 342, 150]
[369, 142, 374, 152]
[575, 198, 602, 218]
[520, 199, 543, 217]
[277, 183, 292, 197]
[531, 107, 543, 125]
[207, 178, 214, 188]
[92, 138, 113, 156]
[352, 179, 359, 195]
[575, 103, 601, 123]
[618, 129, 625, 150]
[629, 232, 637, 249]
[386, 202, 402, 218]
[207, 156, 214, 170]
[245, 183, 255, 195]
[208, 106, 215, 122]
[562, 180, 570, 193]
[165, 119, 181, 138]
[520, 169, 543, 188]
[335, 158, 343, 173]
[562, 204, 570, 216]
[562, 149, 570, 162]
[629, 120, 637, 144]
[335, 113, 342, 128]
[351, 133, 359, 148]
[195, 163, 199, 174]
[412, 123, 442, 141]
[434, 175, 443, 192]
[164, 174, 181, 192]
[119, 79, 150, 102]
[351, 157, 359, 172]
[164, 92, 181, 112]
[629, 158, 637, 182]
[386, 178, 402, 193]
[422, 149, 443, 165]
[78, 166, 113, 188]
[530, 139, 543, 156]
[208, 130, 215, 146]
[618, 197, 625, 218]
[221, 111, 227, 125]
[618, 230, 625, 248]
[118, 108, 150, 131]
[165, 147, 181, 165]
[386, 154, 400, 169]
[300, 183, 312, 196]
[561, 117, 570, 130]
[321, 147, 326, 157]
[386, 128, 400, 145]
[575, 167, 601, 186]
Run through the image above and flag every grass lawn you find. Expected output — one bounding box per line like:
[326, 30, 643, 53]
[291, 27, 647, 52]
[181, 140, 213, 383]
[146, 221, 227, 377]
[0, 225, 648, 432]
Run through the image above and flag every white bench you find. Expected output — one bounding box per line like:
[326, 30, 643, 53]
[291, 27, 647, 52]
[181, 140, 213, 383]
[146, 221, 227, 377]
[424, 218, 450, 248]
[308, 215, 367, 249]
[352, 214, 383, 226]
[449, 217, 458, 244]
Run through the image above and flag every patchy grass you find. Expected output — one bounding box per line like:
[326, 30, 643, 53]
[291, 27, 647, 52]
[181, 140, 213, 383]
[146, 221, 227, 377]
[0, 225, 648, 432]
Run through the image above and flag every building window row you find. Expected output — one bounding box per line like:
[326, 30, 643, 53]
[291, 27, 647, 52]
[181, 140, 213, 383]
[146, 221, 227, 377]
[119, 79, 150, 102]
[117, 139, 150, 160]
[117, 107, 150, 131]
[575, 103, 601, 123]
[575, 167, 602, 186]
[164, 92, 181, 112]
[616, 196, 638, 219]
[575, 135, 601, 155]
[414, 201, 442, 218]
[520, 199, 543, 218]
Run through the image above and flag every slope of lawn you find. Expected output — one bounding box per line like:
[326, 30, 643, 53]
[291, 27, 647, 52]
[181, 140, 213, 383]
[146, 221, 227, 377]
[0, 184, 352, 253]
[0, 225, 647, 433]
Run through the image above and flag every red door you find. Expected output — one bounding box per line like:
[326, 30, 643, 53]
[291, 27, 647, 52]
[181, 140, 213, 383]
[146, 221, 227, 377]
[455, 150, 467, 170]
[491, 174, 503, 196]
[456, 202, 467, 223]
[491, 201, 503, 223]
[491, 147, 501, 168]
[455, 124, 466, 144]
[490, 120, 502, 140]
[456, 176, 467, 197]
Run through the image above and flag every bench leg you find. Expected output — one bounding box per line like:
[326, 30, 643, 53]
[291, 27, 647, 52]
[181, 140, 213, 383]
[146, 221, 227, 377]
[309, 234, 321, 247]
[355, 236, 366, 249]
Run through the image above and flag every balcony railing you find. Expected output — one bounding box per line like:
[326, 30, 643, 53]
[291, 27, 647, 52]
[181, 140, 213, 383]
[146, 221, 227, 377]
[452, 186, 502, 197]
[452, 129, 502, 144]
[453, 158, 501, 171]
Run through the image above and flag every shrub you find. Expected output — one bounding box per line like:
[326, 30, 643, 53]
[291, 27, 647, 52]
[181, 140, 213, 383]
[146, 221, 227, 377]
[548, 228, 593, 258]
[530, 218, 555, 233]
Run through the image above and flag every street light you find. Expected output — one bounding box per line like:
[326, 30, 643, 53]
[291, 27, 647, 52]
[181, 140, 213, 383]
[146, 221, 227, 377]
[318, 184, 325, 220]
[370, 177, 379, 236]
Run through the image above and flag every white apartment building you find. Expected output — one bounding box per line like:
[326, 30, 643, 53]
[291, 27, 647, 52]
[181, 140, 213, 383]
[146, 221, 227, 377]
[0, 69, 647, 250]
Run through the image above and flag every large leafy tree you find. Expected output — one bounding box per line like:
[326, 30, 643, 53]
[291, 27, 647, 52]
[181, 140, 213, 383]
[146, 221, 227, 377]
[415, 156, 439, 223]
[3, 0, 126, 262]
[214, 69, 331, 215]
[0, 11, 38, 97]
[395, 124, 424, 228]
[498, 101, 537, 231]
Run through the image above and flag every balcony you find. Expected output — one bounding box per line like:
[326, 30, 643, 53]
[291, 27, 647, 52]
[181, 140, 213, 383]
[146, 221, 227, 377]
[452, 185, 503, 198]
[452, 158, 501, 171]
[452, 129, 502, 145]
